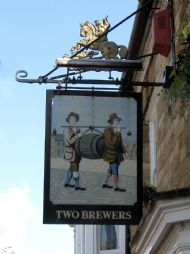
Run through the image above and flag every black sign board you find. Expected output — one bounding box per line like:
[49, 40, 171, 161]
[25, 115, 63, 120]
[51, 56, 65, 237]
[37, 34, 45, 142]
[43, 90, 142, 224]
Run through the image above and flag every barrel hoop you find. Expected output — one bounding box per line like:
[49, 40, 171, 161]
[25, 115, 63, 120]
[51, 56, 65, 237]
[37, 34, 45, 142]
[90, 134, 98, 157]
[96, 136, 103, 157]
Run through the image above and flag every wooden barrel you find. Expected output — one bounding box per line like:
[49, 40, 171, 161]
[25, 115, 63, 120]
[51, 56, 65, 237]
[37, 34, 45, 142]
[75, 133, 105, 159]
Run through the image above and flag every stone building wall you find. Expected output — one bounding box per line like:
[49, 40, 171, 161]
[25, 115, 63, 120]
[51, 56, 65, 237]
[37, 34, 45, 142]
[132, 0, 190, 192]
[126, 0, 190, 251]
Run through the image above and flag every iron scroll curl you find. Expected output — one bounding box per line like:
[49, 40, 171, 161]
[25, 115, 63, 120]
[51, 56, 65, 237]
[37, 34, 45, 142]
[16, 70, 28, 81]
[15, 70, 42, 84]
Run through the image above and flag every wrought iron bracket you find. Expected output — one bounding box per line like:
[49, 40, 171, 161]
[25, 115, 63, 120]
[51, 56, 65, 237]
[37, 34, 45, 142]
[15, 58, 143, 90]
[15, 68, 170, 90]
[15, 0, 169, 91]
[15, 70, 123, 85]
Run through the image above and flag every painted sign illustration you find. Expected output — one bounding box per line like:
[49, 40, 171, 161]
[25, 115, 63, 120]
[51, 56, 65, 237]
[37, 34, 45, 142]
[43, 90, 142, 224]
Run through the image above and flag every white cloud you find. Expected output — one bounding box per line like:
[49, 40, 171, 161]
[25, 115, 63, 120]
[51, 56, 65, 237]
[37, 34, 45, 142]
[0, 184, 37, 252]
[0, 185, 74, 254]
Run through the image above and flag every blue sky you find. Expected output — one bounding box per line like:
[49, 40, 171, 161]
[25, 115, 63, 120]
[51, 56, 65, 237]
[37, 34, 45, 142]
[0, 1, 138, 253]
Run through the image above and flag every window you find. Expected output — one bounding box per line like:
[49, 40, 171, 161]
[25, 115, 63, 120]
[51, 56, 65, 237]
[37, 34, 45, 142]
[97, 225, 125, 254]
[74, 225, 126, 254]
[99, 225, 118, 250]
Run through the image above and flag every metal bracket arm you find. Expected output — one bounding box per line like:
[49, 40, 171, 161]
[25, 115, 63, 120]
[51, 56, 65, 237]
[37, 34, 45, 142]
[16, 70, 167, 88]
[56, 58, 143, 72]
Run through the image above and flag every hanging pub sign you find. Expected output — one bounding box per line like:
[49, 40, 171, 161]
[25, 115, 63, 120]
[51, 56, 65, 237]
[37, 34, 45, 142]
[43, 89, 142, 225]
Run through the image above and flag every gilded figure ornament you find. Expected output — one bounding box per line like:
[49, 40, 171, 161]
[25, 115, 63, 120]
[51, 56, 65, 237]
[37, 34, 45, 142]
[69, 17, 128, 60]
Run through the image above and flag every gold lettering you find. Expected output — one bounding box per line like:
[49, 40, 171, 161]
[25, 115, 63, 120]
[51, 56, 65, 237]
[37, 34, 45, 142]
[102, 211, 112, 219]
[96, 211, 103, 219]
[56, 210, 80, 219]
[112, 211, 119, 219]
[56, 210, 62, 219]
[125, 211, 132, 219]
[61, 210, 72, 219]
[56, 209, 132, 221]
[72, 211, 80, 219]
[88, 211, 96, 219]
[118, 211, 126, 219]
[81, 210, 88, 219]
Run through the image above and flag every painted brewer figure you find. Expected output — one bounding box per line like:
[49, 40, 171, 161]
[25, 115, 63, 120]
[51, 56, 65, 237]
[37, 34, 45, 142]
[102, 113, 128, 192]
[63, 112, 86, 191]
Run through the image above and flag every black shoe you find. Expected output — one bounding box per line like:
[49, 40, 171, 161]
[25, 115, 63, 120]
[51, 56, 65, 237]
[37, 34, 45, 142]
[64, 183, 75, 188]
[114, 188, 126, 192]
[102, 184, 113, 189]
[75, 187, 86, 191]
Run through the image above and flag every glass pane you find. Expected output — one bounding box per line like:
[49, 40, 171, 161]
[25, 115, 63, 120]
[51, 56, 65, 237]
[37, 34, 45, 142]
[99, 225, 118, 250]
